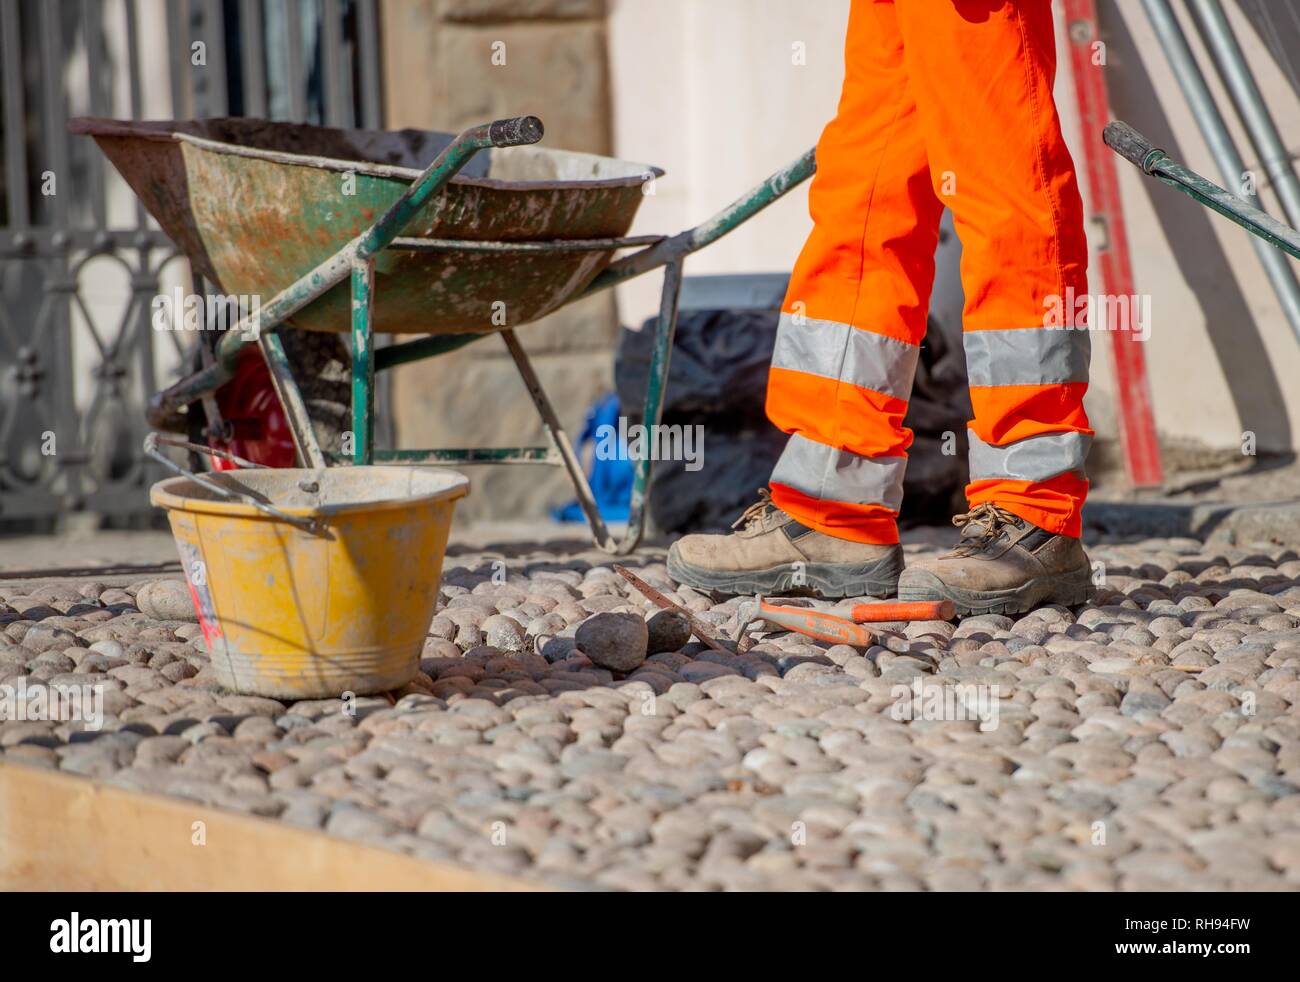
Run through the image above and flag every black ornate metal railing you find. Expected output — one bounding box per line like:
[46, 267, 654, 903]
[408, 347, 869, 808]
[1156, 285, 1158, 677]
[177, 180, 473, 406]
[0, 0, 383, 526]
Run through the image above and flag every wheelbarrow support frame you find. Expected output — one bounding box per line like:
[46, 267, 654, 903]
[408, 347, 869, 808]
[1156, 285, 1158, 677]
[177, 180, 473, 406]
[149, 114, 817, 554]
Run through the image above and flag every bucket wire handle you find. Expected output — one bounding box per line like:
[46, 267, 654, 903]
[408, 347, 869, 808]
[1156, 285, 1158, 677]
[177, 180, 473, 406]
[144, 433, 324, 535]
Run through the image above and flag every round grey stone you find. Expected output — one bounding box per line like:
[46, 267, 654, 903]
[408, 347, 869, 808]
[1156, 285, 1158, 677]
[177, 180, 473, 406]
[89, 639, 125, 659]
[136, 580, 199, 623]
[482, 614, 526, 652]
[646, 610, 692, 654]
[575, 612, 648, 673]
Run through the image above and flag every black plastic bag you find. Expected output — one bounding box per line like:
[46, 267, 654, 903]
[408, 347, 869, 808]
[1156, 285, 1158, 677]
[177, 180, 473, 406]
[615, 308, 971, 534]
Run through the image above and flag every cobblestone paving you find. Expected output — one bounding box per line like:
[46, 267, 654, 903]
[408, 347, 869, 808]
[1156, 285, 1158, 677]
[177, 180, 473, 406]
[2, 534, 1299, 891]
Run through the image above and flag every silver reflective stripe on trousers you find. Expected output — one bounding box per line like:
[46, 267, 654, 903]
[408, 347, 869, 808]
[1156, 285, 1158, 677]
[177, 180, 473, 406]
[771, 432, 907, 510]
[968, 429, 1092, 482]
[964, 327, 1091, 387]
[771, 313, 919, 400]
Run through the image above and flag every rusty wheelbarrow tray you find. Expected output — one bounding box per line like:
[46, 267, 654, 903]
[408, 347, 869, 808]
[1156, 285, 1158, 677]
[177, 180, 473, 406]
[71, 116, 660, 336]
[71, 114, 816, 553]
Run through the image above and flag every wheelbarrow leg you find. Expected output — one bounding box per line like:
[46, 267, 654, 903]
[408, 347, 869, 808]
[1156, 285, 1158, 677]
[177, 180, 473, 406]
[500, 328, 614, 548]
[351, 257, 376, 465]
[501, 259, 683, 555]
[258, 332, 327, 469]
[622, 259, 683, 553]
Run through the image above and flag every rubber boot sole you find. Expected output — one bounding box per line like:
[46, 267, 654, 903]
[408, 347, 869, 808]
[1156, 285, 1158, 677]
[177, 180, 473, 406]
[666, 545, 904, 600]
[896, 564, 1095, 617]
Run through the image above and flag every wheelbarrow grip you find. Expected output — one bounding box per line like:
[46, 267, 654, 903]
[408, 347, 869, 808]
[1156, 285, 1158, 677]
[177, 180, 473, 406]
[1103, 120, 1163, 174]
[489, 115, 544, 148]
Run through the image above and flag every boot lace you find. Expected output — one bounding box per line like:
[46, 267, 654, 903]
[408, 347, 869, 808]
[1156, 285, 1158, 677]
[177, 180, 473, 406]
[732, 489, 780, 531]
[951, 502, 1021, 556]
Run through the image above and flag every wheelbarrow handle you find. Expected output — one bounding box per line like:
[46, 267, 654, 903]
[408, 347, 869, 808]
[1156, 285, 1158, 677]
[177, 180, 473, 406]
[1103, 120, 1165, 174]
[357, 114, 546, 260]
[489, 115, 544, 148]
[1105, 118, 1300, 263]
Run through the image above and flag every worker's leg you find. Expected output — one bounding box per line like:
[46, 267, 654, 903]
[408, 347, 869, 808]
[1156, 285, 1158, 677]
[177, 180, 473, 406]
[765, 0, 943, 545]
[668, 0, 942, 598]
[896, 0, 1095, 614]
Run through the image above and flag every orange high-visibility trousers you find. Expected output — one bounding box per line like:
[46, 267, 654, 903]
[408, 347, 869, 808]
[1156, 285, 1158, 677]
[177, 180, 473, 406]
[767, 0, 1092, 544]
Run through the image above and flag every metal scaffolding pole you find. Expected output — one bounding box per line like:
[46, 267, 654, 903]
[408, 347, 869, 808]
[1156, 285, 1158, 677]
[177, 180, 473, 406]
[1187, 0, 1300, 230]
[1141, 0, 1300, 343]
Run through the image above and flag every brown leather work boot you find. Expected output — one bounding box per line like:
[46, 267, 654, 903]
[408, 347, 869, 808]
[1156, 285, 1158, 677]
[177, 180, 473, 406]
[666, 491, 904, 599]
[897, 502, 1094, 616]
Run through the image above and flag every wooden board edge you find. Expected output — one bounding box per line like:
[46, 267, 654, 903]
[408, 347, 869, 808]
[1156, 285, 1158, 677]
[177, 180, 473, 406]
[0, 762, 548, 892]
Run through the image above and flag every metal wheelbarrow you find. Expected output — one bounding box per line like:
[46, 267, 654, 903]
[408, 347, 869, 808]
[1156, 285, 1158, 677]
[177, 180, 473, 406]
[70, 114, 816, 553]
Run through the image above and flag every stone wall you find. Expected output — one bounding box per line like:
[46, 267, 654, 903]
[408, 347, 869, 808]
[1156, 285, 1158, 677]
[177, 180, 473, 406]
[380, 0, 618, 523]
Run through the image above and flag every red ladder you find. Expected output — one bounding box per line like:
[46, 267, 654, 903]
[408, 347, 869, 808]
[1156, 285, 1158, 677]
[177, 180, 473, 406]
[1065, 0, 1165, 487]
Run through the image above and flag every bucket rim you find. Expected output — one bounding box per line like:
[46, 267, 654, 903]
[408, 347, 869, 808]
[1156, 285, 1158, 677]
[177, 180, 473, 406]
[149, 466, 469, 520]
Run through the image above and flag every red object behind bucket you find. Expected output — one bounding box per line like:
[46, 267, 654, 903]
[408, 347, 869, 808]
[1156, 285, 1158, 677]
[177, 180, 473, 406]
[209, 347, 296, 470]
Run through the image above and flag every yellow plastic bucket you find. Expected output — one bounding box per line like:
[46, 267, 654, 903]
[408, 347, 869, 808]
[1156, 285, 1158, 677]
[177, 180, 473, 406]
[149, 466, 468, 699]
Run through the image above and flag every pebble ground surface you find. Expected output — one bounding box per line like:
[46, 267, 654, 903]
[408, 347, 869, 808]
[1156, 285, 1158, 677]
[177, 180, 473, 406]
[2, 532, 1300, 891]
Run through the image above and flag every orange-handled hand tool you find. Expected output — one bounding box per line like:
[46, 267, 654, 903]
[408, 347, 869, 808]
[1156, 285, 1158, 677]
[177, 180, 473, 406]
[737, 598, 876, 647]
[840, 600, 955, 622]
[734, 596, 956, 649]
